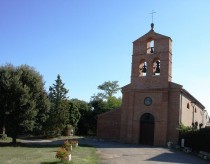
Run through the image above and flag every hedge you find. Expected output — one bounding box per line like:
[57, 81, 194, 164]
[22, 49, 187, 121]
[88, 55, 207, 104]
[179, 128, 210, 152]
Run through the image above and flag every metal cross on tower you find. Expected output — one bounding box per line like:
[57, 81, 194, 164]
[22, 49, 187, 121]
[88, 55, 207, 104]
[149, 10, 156, 23]
[149, 10, 156, 30]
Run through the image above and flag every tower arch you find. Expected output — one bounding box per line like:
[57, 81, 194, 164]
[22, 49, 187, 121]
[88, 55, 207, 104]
[152, 57, 160, 75]
[139, 59, 147, 77]
[147, 38, 155, 54]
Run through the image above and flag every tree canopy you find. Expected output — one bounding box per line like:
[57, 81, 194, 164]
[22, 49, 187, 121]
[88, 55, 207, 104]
[92, 80, 121, 100]
[0, 64, 50, 143]
[46, 74, 69, 137]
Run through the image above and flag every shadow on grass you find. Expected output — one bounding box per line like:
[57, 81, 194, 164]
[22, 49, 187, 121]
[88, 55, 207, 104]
[41, 161, 73, 164]
[41, 162, 60, 164]
[0, 139, 93, 149]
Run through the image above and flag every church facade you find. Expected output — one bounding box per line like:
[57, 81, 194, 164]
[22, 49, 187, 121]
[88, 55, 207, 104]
[97, 24, 209, 146]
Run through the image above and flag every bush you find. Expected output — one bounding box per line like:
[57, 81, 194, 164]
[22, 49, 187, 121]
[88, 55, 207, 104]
[64, 125, 73, 136]
[63, 140, 72, 151]
[55, 147, 69, 161]
[179, 128, 210, 152]
[0, 134, 7, 140]
[68, 140, 78, 147]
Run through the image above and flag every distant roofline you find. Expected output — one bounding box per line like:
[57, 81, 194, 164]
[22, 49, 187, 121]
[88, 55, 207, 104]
[181, 88, 205, 110]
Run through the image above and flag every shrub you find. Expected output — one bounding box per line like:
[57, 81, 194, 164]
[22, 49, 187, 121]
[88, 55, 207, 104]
[0, 134, 7, 140]
[69, 140, 78, 147]
[63, 140, 72, 151]
[55, 147, 69, 161]
[179, 128, 210, 152]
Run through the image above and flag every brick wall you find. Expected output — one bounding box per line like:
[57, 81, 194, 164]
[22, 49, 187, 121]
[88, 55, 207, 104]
[97, 109, 121, 140]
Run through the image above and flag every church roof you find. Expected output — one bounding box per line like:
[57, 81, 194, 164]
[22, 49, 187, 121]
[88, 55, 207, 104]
[133, 28, 172, 43]
[181, 88, 205, 110]
[169, 82, 205, 110]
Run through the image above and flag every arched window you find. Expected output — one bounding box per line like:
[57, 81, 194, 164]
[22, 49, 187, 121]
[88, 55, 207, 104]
[147, 39, 154, 54]
[153, 58, 160, 75]
[139, 60, 147, 77]
[187, 103, 190, 109]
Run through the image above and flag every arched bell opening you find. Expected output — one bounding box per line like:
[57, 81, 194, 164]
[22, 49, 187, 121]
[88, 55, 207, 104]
[139, 59, 147, 77]
[153, 58, 160, 75]
[147, 38, 154, 54]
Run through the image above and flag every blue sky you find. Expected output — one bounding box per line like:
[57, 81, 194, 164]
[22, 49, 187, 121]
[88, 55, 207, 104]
[1, 0, 210, 113]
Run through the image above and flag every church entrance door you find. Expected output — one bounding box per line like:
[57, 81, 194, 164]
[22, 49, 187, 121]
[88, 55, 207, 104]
[140, 113, 154, 145]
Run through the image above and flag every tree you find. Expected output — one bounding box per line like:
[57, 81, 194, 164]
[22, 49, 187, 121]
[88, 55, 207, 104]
[92, 81, 121, 101]
[97, 81, 120, 98]
[105, 96, 122, 110]
[68, 101, 81, 131]
[34, 91, 51, 135]
[0, 64, 50, 143]
[69, 99, 93, 135]
[91, 80, 122, 111]
[46, 74, 69, 136]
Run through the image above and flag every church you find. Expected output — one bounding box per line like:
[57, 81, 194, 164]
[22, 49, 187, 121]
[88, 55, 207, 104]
[97, 23, 209, 146]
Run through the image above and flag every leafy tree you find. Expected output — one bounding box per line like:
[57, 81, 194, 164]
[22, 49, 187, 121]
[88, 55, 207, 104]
[34, 91, 51, 135]
[68, 101, 81, 131]
[69, 99, 94, 135]
[177, 123, 192, 132]
[91, 80, 122, 111]
[97, 81, 120, 99]
[0, 64, 50, 143]
[46, 74, 69, 136]
[90, 99, 107, 114]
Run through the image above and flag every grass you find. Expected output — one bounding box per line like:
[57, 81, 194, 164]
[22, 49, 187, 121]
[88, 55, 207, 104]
[0, 138, 100, 164]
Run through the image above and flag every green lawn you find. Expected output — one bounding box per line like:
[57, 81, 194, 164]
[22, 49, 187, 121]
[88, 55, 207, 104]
[0, 139, 100, 164]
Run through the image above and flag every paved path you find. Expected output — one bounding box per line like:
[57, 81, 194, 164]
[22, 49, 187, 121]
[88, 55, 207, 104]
[79, 138, 209, 164]
[20, 137, 209, 164]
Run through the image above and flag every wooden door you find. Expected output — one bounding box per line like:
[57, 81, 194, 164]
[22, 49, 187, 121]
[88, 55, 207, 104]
[140, 113, 154, 145]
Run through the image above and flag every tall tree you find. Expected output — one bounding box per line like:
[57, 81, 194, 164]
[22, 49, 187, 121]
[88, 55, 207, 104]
[97, 81, 120, 98]
[46, 74, 69, 136]
[68, 101, 81, 131]
[0, 64, 50, 143]
[91, 80, 122, 109]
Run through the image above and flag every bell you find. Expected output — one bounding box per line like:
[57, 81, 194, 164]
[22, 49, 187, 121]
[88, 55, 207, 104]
[155, 61, 160, 73]
[142, 63, 147, 73]
[150, 47, 154, 53]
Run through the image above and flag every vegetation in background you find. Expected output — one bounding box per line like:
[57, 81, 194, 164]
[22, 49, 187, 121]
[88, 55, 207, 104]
[0, 64, 50, 143]
[70, 99, 95, 135]
[0, 63, 122, 138]
[92, 80, 121, 100]
[179, 128, 210, 152]
[177, 123, 192, 132]
[45, 74, 70, 137]
[68, 101, 81, 133]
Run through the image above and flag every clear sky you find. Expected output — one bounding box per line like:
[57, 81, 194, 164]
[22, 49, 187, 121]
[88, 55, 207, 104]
[1, 0, 210, 113]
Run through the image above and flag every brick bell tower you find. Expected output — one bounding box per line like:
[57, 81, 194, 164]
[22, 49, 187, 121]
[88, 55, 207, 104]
[131, 23, 172, 88]
[119, 23, 173, 146]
